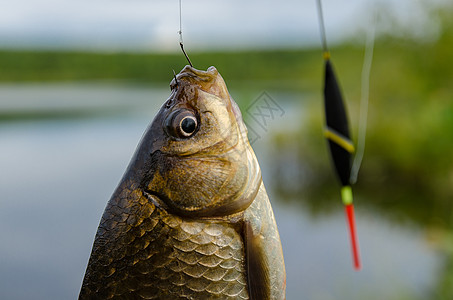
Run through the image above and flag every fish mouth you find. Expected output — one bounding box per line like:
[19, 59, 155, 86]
[171, 65, 241, 120]
[170, 65, 219, 91]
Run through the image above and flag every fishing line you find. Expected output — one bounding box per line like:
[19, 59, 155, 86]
[316, 0, 330, 59]
[178, 0, 193, 67]
[350, 6, 376, 184]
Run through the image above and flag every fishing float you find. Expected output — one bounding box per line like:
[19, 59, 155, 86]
[316, 0, 365, 271]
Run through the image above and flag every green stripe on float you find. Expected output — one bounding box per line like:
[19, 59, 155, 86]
[341, 185, 353, 205]
[324, 127, 355, 153]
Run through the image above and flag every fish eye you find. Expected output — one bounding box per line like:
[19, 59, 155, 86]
[179, 116, 197, 136]
[165, 109, 198, 138]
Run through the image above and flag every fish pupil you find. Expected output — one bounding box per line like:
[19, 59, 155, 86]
[180, 117, 196, 135]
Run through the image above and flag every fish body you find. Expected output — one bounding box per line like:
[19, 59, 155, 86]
[79, 66, 286, 299]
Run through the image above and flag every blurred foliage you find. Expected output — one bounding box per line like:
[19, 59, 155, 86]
[0, 48, 320, 90]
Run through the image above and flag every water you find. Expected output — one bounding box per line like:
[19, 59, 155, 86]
[0, 83, 442, 299]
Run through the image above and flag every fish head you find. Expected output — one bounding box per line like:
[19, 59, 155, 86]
[127, 66, 261, 218]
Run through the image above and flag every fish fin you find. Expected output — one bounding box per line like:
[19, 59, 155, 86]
[244, 220, 271, 300]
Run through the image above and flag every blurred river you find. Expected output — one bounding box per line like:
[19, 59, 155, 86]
[0, 83, 443, 299]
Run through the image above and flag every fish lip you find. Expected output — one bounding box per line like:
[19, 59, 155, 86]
[180, 65, 218, 78]
[170, 65, 218, 89]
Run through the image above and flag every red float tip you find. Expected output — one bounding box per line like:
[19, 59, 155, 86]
[345, 204, 361, 270]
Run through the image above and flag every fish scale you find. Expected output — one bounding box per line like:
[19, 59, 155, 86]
[80, 187, 249, 299]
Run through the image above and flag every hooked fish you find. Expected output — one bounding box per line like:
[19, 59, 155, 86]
[79, 66, 286, 300]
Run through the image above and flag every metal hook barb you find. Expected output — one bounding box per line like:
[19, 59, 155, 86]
[180, 42, 193, 67]
[172, 69, 179, 86]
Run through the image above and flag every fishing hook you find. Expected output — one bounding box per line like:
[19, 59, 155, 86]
[173, 69, 179, 87]
[180, 42, 193, 68]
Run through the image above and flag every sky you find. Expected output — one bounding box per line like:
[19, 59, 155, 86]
[0, 0, 446, 51]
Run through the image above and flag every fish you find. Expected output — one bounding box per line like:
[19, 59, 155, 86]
[79, 66, 286, 300]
